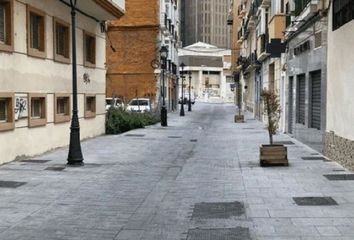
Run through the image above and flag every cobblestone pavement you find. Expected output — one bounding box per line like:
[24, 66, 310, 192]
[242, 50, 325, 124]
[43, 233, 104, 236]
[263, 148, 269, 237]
[1, 103, 354, 240]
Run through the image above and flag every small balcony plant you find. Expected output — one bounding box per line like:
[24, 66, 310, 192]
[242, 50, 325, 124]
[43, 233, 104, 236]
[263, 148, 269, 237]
[259, 89, 288, 166]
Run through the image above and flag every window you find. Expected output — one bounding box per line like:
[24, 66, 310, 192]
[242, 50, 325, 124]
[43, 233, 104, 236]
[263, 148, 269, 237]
[333, 0, 354, 30]
[314, 31, 322, 48]
[84, 32, 96, 67]
[54, 94, 70, 123]
[84, 95, 96, 118]
[53, 18, 70, 63]
[28, 93, 46, 127]
[0, 0, 13, 52]
[0, 93, 14, 131]
[27, 6, 46, 58]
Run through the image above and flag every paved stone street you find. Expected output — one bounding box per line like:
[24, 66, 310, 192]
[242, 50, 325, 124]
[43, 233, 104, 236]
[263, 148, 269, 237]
[1, 103, 354, 239]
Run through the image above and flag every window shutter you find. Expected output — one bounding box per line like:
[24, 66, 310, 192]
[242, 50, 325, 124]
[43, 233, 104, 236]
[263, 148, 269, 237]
[0, 4, 5, 43]
[31, 14, 40, 49]
[0, 100, 7, 121]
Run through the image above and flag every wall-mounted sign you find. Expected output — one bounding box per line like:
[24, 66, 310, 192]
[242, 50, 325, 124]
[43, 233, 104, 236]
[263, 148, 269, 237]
[14, 94, 28, 120]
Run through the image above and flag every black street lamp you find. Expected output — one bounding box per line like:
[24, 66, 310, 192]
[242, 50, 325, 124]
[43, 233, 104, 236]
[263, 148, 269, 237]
[160, 46, 168, 127]
[67, 0, 83, 166]
[179, 62, 185, 116]
[188, 71, 192, 112]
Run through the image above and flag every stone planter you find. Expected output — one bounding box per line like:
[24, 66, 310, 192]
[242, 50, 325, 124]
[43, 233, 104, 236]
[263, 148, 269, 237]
[234, 114, 244, 123]
[260, 144, 288, 166]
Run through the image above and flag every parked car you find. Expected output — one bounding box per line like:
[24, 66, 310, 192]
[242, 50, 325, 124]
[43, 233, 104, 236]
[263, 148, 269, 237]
[105, 97, 124, 111]
[126, 98, 151, 113]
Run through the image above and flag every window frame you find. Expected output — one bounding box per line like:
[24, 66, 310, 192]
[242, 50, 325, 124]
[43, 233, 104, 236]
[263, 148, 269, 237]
[27, 5, 46, 59]
[83, 31, 96, 68]
[54, 93, 71, 123]
[0, 0, 13, 53]
[28, 93, 47, 128]
[53, 17, 70, 64]
[84, 94, 96, 118]
[0, 92, 15, 132]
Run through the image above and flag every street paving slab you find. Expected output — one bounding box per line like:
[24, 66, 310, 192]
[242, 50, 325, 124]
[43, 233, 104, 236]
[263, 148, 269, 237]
[1, 103, 354, 239]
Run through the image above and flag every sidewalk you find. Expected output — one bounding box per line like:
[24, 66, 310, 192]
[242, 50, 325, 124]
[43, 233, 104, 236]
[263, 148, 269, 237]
[0, 103, 354, 240]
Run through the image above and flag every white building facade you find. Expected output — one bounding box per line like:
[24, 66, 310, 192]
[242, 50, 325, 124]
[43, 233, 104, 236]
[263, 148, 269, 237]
[178, 42, 232, 103]
[0, 0, 124, 164]
[159, 0, 180, 111]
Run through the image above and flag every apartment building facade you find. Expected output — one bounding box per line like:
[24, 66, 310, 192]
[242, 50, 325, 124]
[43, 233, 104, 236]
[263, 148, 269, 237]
[0, 0, 125, 164]
[325, 0, 354, 169]
[181, 0, 231, 49]
[284, 0, 329, 152]
[107, 0, 180, 111]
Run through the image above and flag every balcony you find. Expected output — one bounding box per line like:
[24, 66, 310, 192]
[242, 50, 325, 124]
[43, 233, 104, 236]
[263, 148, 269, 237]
[260, 0, 271, 8]
[243, 51, 260, 73]
[248, 1, 259, 28]
[294, 0, 320, 23]
[238, 5, 246, 19]
[268, 15, 286, 41]
[61, 0, 125, 20]
[257, 33, 269, 61]
[160, 13, 168, 30]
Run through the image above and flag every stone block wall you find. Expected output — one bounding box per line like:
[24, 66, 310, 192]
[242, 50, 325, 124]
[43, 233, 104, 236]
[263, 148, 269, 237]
[324, 131, 354, 170]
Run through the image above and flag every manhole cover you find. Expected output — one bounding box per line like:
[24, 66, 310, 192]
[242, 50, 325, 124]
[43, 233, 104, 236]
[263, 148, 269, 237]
[192, 201, 245, 219]
[0, 181, 27, 188]
[242, 128, 254, 130]
[45, 165, 66, 171]
[124, 134, 145, 137]
[20, 159, 51, 163]
[168, 136, 182, 139]
[274, 141, 295, 145]
[186, 228, 251, 240]
[324, 174, 354, 181]
[293, 197, 338, 206]
[302, 157, 326, 160]
[190, 139, 198, 142]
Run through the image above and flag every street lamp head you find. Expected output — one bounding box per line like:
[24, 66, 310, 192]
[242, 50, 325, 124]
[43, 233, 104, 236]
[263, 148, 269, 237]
[160, 45, 168, 60]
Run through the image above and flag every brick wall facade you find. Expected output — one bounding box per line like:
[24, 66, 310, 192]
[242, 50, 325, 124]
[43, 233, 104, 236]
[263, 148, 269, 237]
[107, 0, 160, 106]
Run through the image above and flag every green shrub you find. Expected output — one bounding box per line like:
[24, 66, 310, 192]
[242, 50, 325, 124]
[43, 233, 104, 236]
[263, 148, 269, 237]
[106, 108, 160, 134]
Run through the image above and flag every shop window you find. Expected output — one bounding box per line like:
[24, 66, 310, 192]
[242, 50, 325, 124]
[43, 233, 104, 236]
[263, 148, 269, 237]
[83, 32, 96, 67]
[0, 0, 13, 52]
[27, 6, 46, 58]
[54, 94, 70, 123]
[84, 95, 96, 118]
[53, 18, 70, 63]
[0, 93, 14, 132]
[29, 94, 46, 127]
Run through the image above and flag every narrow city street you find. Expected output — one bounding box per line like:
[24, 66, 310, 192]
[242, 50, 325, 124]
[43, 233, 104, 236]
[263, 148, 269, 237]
[1, 103, 354, 240]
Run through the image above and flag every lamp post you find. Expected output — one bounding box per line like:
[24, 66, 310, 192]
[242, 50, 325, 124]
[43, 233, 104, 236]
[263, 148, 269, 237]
[67, 0, 83, 166]
[188, 71, 192, 112]
[179, 62, 185, 116]
[160, 46, 168, 127]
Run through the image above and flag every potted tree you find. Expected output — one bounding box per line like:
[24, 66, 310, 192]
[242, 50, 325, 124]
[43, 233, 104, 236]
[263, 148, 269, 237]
[259, 89, 288, 166]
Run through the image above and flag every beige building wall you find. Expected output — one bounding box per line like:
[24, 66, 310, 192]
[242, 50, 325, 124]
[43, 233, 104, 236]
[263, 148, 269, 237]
[0, 0, 110, 164]
[325, 5, 354, 169]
